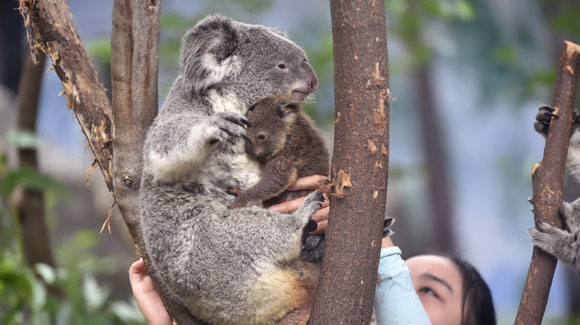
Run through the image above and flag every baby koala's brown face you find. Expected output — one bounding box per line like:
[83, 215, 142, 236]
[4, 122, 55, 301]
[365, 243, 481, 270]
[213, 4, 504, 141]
[244, 98, 298, 159]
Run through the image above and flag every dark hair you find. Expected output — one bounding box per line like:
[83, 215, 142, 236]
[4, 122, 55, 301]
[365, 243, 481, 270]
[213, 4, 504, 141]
[449, 256, 496, 325]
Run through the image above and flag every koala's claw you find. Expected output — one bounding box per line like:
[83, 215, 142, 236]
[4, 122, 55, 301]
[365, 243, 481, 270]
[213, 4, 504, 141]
[382, 216, 396, 238]
[534, 104, 580, 137]
[210, 112, 248, 145]
[220, 112, 251, 128]
[534, 104, 556, 136]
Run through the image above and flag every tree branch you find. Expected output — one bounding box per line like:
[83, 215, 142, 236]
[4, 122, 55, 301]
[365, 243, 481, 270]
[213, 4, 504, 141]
[19, 1, 197, 323]
[19, 0, 114, 195]
[16, 51, 58, 269]
[111, 0, 199, 323]
[309, 1, 390, 323]
[516, 41, 580, 324]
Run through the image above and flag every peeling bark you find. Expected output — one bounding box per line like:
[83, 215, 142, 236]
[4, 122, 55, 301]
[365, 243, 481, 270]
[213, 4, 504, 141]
[516, 41, 580, 324]
[19, 0, 114, 195]
[309, 0, 390, 323]
[18, 0, 198, 323]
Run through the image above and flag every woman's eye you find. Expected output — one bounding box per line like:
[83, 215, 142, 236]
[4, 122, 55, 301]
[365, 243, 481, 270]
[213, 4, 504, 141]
[419, 287, 437, 297]
[277, 63, 287, 69]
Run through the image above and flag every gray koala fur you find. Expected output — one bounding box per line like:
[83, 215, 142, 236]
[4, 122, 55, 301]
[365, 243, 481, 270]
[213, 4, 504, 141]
[529, 105, 580, 272]
[139, 14, 322, 324]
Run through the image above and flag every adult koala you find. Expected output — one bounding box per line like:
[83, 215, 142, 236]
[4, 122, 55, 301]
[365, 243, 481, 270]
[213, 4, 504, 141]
[140, 14, 322, 324]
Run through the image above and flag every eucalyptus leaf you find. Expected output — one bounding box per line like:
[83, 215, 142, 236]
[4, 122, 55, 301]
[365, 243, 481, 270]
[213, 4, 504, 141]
[35, 263, 56, 284]
[1, 167, 67, 198]
[55, 302, 72, 325]
[110, 299, 145, 323]
[31, 280, 47, 311]
[82, 274, 109, 312]
[5, 130, 42, 149]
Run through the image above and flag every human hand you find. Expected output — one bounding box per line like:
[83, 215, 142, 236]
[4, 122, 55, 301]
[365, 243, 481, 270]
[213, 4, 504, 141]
[129, 259, 172, 325]
[268, 175, 330, 234]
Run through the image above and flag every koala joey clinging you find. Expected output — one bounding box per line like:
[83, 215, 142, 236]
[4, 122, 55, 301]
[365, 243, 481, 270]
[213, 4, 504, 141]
[139, 15, 323, 324]
[230, 97, 330, 208]
[229, 97, 330, 262]
[529, 105, 580, 272]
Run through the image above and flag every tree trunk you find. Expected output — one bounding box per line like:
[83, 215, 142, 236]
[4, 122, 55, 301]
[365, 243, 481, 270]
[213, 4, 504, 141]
[16, 52, 56, 269]
[414, 65, 455, 252]
[110, 0, 199, 323]
[515, 41, 580, 324]
[309, 1, 390, 323]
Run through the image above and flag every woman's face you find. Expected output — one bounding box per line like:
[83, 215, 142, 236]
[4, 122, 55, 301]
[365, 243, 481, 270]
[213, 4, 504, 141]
[406, 255, 464, 325]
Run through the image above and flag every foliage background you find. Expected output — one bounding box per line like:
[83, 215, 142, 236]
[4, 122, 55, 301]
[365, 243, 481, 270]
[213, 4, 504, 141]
[0, 0, 579, 324]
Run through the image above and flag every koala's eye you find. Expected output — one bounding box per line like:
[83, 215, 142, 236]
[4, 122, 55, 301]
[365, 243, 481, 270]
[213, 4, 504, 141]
[248, 105, 256, 111]
[303, 58, 308, 63]
[258, 133, 266, 140]
[277, 63, 287, 70]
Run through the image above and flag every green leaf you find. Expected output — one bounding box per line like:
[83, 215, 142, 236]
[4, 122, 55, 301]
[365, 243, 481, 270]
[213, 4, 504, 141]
[82, 274, 109, 312]
[55, 302, 72, 325]
[0, 266, 33, 295]
[5, 130, 42, 149]
[87, 39, 111, 65]
[35, 263, 56, 284]
[455, 1, 475, 20]
[31, 280, 47, 311]
[0, 167, 67, 198]
[110, 299, 145, 323]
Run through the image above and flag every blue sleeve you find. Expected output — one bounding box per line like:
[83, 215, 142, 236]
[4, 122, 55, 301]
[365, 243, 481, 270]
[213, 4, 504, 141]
[374, 246, 431, 325]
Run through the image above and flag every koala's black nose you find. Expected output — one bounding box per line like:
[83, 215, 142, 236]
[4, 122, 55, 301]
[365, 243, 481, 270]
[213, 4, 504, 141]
[300, 60, 318, 92]
[311, 78, 319, 92]
[244, 138, 255, 156]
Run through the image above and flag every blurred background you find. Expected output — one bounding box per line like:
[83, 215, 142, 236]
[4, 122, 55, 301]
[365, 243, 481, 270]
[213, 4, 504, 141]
[1, 0, 579, 324]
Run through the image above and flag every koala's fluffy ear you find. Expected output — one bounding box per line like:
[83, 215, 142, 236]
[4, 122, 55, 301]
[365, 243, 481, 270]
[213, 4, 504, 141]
[180, 14, 242, 94]
[277, 102, 300, 122]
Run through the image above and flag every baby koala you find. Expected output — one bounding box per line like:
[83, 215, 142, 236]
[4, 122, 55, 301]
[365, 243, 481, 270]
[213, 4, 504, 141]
[230, 97, 330, 208]
[230, 97, 330, 262]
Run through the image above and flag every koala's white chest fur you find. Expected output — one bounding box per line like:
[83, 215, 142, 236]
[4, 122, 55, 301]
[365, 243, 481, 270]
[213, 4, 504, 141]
[197, 143, 262, 195]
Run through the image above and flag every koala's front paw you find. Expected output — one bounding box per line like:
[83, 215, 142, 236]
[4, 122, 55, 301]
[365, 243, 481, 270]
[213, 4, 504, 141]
[534, 104, 580, 138]
[300, 191, 323, 215]
[302, 234, 325, 262]
[534, 105, 557, 137]
[209, 112, 250, 145]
